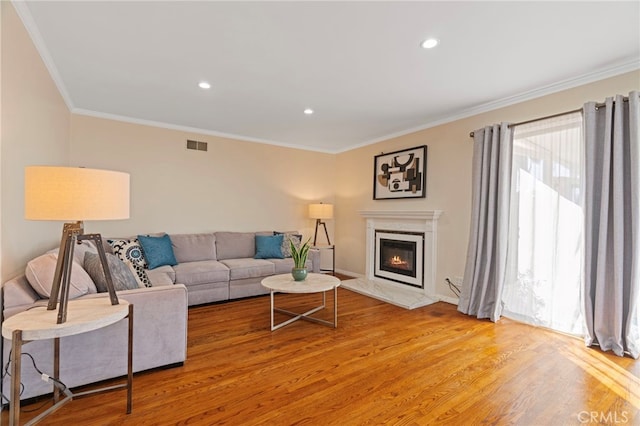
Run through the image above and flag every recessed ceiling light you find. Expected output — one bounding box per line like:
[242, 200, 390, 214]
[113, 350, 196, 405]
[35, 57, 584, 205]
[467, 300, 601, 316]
[304, 108, 314, 115]
[421, 38, 439, 49]
[198, 81, 211, 89]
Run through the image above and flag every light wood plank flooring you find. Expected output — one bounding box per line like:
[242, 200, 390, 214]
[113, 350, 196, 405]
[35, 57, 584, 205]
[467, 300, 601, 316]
[4, 283, 638, 425]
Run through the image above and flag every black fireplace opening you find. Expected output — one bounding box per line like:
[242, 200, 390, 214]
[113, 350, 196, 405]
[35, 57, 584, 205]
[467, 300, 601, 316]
[378, 238, 417, 278]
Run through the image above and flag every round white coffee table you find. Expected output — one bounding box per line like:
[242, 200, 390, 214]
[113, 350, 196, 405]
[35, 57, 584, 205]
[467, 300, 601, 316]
[261, 273, 340, 330]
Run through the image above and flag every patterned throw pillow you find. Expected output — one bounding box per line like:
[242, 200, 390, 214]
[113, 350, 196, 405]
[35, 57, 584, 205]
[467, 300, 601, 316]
[274, 232, 302, 258]
[107, 238, 151, 287]
[83, 252, 140, 292]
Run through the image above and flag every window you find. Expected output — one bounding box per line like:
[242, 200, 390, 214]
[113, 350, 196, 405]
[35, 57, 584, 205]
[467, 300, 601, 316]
[501, 112, 585, 335]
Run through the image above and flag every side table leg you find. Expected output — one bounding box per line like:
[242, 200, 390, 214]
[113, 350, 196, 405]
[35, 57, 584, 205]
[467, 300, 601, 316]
[127, 304, 134, 414]
[9, 330, 22, 426]
[54, 337, 60, 403]
[332, 246, 335, 275]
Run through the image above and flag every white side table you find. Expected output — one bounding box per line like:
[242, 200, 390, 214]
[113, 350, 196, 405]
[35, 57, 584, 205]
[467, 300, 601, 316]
[261, 273, 340, 331]
[1, 298, 133, 426]
[312, 245, 335, 275]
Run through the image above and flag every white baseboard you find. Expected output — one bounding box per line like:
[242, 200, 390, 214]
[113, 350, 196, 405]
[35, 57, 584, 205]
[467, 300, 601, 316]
[437, 295, 459, 305]
[334, 269, 363, 278]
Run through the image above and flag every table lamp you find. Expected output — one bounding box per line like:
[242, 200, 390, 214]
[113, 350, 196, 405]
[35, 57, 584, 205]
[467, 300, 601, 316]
[309, 203, 333, 246]
[25, 166, 130, 324]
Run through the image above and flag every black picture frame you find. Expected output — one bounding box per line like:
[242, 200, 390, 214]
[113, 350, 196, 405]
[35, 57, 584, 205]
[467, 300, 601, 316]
[373, 145, 427, 200]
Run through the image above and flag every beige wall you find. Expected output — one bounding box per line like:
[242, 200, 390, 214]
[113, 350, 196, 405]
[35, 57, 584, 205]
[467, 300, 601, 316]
[334, 70, 640, 300]
[1, 0, 637, 300]
[69, 115, 336, 240]
[1, 2, 71, 281]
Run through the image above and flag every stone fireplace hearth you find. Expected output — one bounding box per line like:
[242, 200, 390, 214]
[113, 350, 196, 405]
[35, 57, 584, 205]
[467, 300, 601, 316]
[341, 210, 442, 309]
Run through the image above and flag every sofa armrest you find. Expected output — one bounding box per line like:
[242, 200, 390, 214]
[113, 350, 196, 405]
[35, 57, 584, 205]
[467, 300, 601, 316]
[81, 284, 188, 370]
[79, 283, 187, 302]
[2, 284, 189, 401]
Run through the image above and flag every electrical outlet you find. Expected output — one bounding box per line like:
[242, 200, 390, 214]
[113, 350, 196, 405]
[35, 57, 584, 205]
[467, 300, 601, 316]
[454, 276, 463, 286]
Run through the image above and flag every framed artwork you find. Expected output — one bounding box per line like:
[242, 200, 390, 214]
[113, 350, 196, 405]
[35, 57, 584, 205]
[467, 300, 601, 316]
[373, 145, 427, 200]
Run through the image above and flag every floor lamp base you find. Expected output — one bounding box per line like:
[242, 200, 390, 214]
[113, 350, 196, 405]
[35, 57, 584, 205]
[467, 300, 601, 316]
[47, 221, 119, 324]
[313, 219, 332, 246]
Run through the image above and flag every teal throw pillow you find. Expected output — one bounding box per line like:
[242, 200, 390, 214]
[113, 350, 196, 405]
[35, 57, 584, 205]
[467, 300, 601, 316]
[254, 234, 284, 259]
[137, 234, 178, 269]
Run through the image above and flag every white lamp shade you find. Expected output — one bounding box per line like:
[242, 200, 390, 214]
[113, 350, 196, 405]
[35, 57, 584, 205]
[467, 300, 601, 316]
[308, 203, 333, 220]
[25, 166, 130, 221]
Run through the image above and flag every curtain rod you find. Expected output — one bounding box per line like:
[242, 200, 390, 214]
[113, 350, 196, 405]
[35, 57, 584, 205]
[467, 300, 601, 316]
[468, 96, 631, 138]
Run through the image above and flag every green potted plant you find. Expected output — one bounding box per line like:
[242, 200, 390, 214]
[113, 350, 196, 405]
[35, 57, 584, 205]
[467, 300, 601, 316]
[290, 237, 311, 281]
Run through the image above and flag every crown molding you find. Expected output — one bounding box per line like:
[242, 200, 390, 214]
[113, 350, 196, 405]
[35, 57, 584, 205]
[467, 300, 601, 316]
[337, 58, 640, 154]
[72, 109, 336, 154]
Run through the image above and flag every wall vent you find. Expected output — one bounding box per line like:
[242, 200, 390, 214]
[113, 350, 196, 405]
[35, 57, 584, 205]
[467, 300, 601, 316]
[186, 140, 208, 152]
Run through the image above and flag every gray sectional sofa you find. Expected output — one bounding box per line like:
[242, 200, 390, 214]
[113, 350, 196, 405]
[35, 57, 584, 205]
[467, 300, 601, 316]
[145, 231, 319, 306]
[1, 230, 317, 402]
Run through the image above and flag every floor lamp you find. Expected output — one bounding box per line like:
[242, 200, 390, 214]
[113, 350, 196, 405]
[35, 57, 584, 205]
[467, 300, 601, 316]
[309, 203, 333, 246]
[24, 166, 130, 324]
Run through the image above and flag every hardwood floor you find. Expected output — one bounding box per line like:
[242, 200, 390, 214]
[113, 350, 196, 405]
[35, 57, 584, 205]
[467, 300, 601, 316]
[4, 284, 638, 425]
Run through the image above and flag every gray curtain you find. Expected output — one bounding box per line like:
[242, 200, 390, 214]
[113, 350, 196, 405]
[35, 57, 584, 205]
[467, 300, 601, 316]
[458, 123, 513, 321]
[583, 91, 639, 359]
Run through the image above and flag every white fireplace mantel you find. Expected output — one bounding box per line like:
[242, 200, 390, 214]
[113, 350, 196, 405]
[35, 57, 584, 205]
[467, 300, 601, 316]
[359, 210, 442, 221]
[341, 210, 442, 309]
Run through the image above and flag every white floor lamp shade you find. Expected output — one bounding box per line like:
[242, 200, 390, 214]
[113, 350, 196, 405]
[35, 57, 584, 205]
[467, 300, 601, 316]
[309, 203, 333, 245]
[24, 166, 130, 323]
[25, 166, 129, 221]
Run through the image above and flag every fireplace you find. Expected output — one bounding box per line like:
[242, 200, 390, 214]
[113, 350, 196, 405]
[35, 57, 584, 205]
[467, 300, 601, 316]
[340, 210, 441, 309]
[374, 230, 424, 288]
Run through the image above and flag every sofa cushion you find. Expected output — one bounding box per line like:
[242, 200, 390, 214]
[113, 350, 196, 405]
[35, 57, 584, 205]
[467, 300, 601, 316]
[108, 238, 151, 287]
[219, 258, 275, 280]
[145, 265, 176, 287]
[173, 260, 229, 285]
[83, 252, 140, 292]
[25, 253, 97, 299]
[215, 232, 255, 260]
[254, 234, 284, 259]
[170, 233, 216, 263]
[2, 276, 39, 310]
[137, 234, 178, 269]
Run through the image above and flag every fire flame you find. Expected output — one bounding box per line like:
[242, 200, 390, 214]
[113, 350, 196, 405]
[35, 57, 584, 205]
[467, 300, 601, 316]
[390, 256, 407, 266]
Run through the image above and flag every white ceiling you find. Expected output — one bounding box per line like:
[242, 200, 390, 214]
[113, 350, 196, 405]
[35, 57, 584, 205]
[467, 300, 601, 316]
[15, 1, 640, 153]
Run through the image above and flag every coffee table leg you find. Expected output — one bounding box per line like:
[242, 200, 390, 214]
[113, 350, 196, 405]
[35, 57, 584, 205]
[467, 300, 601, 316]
[270, 291, 275, 331]
[268, 284, 339, 330]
